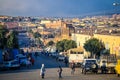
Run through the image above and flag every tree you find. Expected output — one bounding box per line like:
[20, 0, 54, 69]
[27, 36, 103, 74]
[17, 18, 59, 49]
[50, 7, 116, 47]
[6, 31, 19, 49]
[46, 41, 54, 46]
[84, 38, 105, 58]
[33, 32, 41, 38]
[0, 25, 8, 49]
[56, 40, 64, 52]
[56, 39, 77, 52]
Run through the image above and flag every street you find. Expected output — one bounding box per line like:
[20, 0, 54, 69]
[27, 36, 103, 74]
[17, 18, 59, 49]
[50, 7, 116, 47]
[0, 53, 120, 80]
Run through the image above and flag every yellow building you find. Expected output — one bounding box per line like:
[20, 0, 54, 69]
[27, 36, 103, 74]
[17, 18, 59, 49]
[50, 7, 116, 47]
[72, 18, 80, 23]
[71, 32, 120, 57]
[94, 34, 120, 56]
[71, 33, 91, 58]
[71, 33, 91, 47]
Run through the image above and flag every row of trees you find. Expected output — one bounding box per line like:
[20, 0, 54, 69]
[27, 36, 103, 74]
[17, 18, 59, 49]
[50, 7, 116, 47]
[56, 39, 77, 52]
[0, 25, 19, 49]
[54, 38, 109, 58]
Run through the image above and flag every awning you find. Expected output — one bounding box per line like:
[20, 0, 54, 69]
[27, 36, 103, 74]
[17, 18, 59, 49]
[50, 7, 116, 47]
[68, 46, 84, 52]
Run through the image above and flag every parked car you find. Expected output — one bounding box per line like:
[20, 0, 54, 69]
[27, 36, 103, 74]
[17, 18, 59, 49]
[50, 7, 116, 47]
[81, 59, 98, 74]
[3, 60, 20, 70]
[99, 55, 117, 73]
[115, 59, 120, 77]
[16, 54, 29, 66]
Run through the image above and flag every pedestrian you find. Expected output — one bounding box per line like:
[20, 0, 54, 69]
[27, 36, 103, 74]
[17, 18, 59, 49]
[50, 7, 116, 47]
[71, 61, 75, 75]
[40, 64, 46, 79]
[64, 57, 68, 67]
[101, 61, 107, 74]
[57, 66, 62, 78]
[31, 58, 34, 65]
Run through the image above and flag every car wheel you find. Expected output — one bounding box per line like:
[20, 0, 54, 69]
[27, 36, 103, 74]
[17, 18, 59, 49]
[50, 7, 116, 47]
[117, 74, 120, 77]
[17, 67, 20, 69]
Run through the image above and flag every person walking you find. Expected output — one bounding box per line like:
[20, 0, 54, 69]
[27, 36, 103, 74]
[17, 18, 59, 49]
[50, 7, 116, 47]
[57, 66, 63, 78]
[101, 61, 107, 74]
[40, 64, 46, 79]
[71, 61, 75, 75]
[31, 58, 34, 65]
[64, 57, 68, 67]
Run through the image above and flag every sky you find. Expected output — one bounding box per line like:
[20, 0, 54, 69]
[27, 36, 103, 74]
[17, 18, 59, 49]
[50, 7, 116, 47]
[0, 0, 119, 17]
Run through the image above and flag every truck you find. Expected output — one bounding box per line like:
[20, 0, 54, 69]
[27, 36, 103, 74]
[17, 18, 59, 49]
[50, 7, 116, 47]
[67, 47, 84, 67]
[99, 54, 117, 73]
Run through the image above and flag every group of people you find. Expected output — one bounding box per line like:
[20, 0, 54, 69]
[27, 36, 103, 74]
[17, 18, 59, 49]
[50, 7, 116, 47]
[40, 62, 76, 79]
[40, 64, 63, 79]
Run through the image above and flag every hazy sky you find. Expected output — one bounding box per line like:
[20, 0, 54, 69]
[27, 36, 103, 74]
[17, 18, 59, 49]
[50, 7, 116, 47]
[0, 0, 119, 17]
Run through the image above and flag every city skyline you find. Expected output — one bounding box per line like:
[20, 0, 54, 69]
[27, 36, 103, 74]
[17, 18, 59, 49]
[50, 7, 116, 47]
[0, 0, 119, 17]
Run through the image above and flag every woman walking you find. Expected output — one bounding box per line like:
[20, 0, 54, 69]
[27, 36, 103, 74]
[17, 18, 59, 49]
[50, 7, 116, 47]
[40, 64, 46, 79]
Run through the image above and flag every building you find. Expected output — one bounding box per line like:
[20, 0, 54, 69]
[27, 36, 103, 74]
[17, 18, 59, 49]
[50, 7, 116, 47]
[45, 20, 62, 29]
[5, 22, 18, 30]
[94, 34, 120, 56]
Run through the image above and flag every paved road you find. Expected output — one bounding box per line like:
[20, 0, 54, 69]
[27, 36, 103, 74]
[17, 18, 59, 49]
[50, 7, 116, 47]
[0, 53, 120, 80]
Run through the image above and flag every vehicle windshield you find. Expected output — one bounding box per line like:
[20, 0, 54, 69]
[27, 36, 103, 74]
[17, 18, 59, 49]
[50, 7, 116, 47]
[86, 60, 96, 63]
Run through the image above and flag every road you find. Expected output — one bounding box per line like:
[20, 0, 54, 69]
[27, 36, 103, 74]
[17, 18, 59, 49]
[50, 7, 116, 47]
[0, 53, 120, 80]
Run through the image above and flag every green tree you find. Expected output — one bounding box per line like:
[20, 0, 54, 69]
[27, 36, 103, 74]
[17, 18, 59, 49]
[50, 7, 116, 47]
[6, 31, 19, 49]
[33, 32, 41, 38]
[84, 38, 105, 58]
[56, 40, 64, 52]
[0, 25, 8, 49]
[47, 40, 54, 46]
[56, 39, 77, 52]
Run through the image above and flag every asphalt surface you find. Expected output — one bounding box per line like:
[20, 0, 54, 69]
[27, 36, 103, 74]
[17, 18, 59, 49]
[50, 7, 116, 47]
[0, 53, 120, 80]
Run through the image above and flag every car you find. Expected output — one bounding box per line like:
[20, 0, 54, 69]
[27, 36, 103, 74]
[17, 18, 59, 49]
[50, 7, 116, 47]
[115, 59, 120, 77]
[3, 60, 20, 70]
[0, 63, 4, 71]
[16, 54, 28, 66]
[57, 55, 65, 61]
[81, 59, 98, 74]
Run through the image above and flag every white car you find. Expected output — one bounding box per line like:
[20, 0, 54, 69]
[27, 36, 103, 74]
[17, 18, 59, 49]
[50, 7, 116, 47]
[3, 60, 20, 69]
[16, 54, 28, 66]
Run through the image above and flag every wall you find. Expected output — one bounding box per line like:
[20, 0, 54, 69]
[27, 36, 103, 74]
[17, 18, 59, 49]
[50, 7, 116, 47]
[94, 34, 120, 56]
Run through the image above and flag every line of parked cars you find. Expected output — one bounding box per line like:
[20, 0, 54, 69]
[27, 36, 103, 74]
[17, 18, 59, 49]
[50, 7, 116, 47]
[0, 54, 31, 71]
[81, 58, 120, 77]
